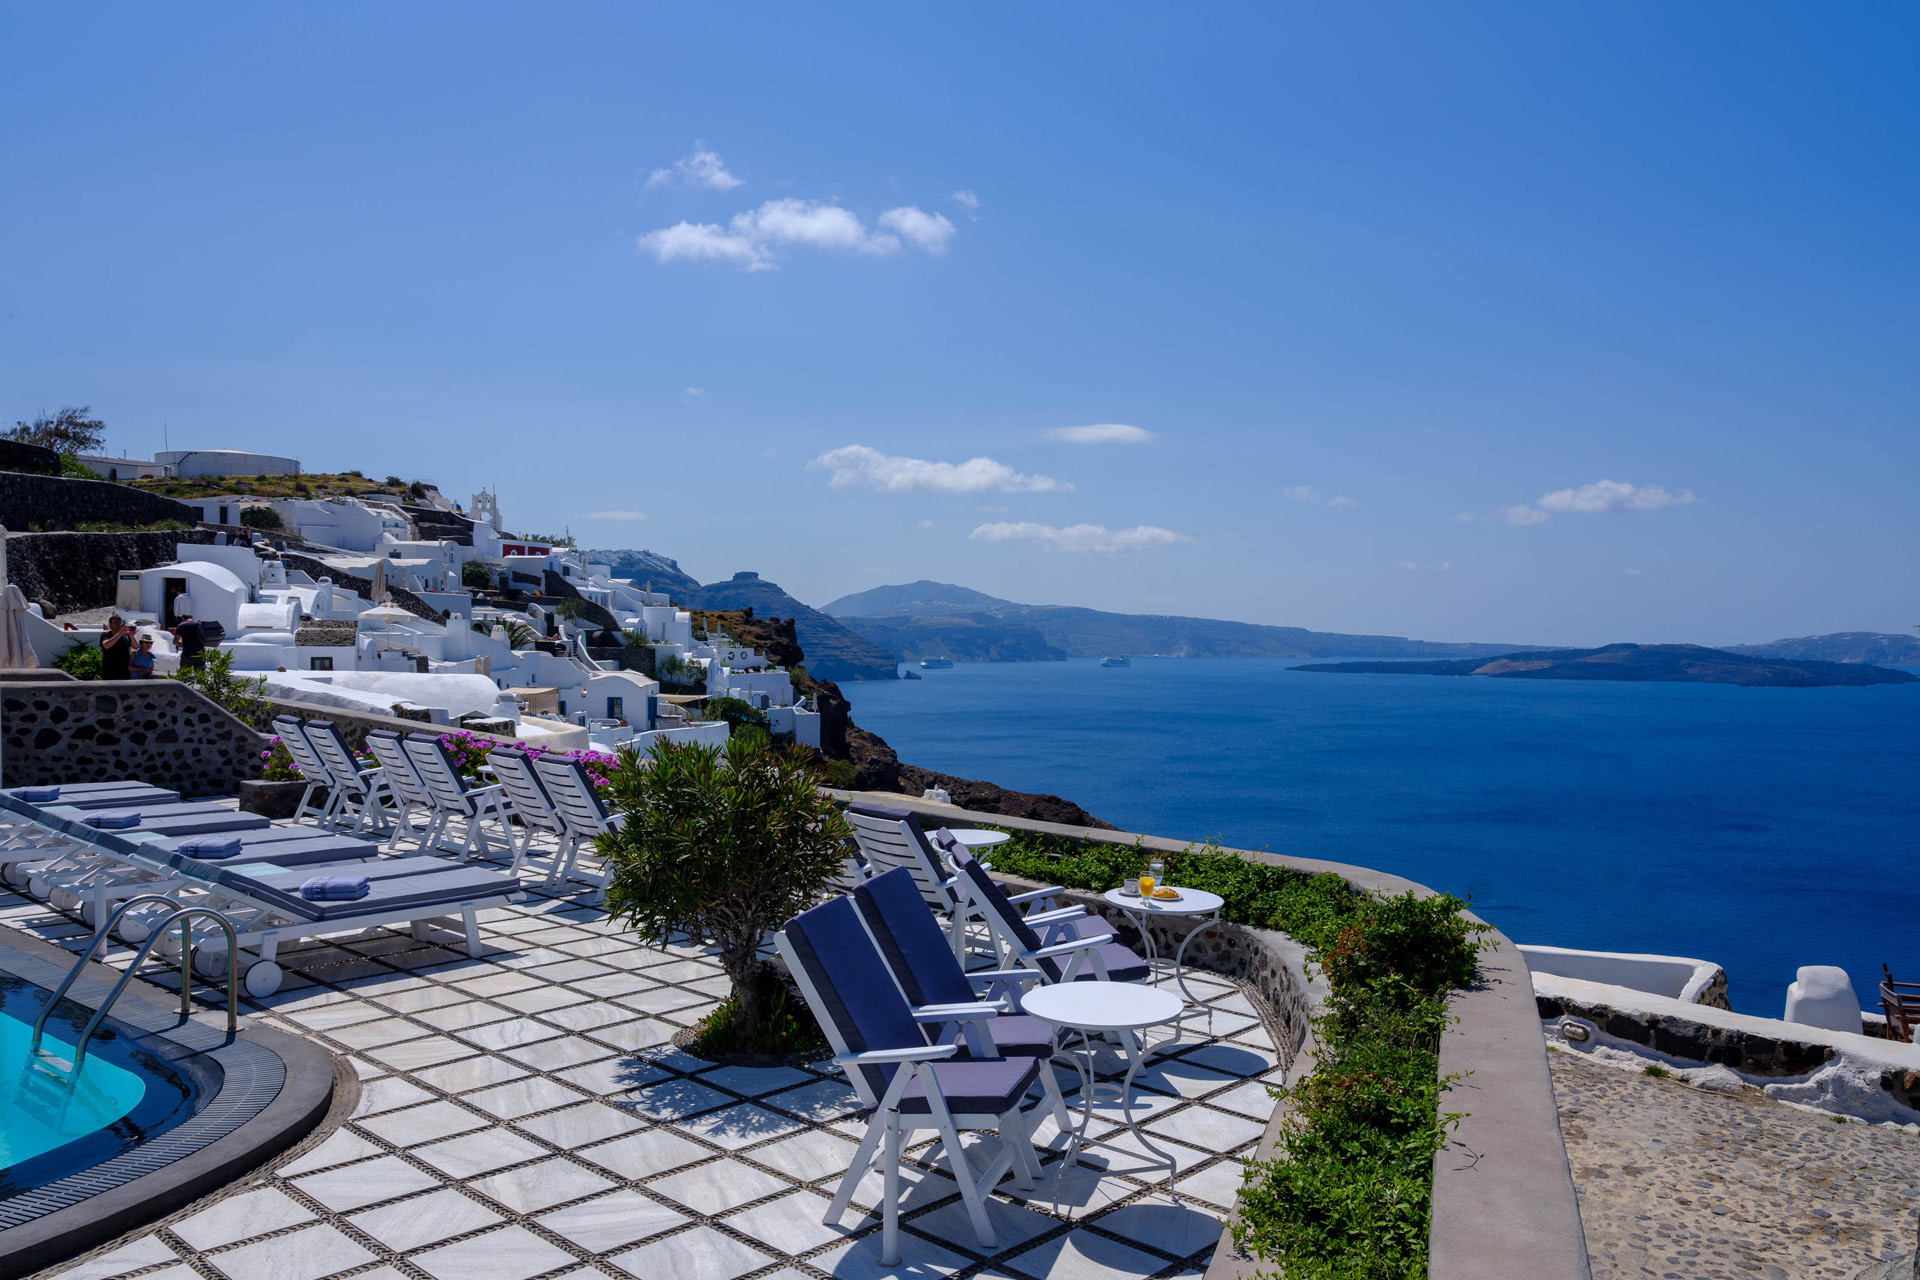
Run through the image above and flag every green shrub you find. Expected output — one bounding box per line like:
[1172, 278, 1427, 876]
[461, 561, 493, 590]
[691, 986, 826, 1058]
[600, 732, 849, 1049]
[239, 506, 283, 529]
[556, 597, 590, 621]
[54, 641, 103, 680]
[169, 649, 269, 725]
[703, 695, 769, 734]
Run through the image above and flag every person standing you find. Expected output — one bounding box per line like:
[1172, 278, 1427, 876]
[129, 635, 156, 678]
[171, 613, 207, 671]
[99, 615, 132, 680]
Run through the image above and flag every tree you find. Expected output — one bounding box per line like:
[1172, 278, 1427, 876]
[703, 695, 769, 734]
[461, 561, 493, 591]
[239, 506, 284, 529]
[8, 406, 106, 456]
[555, 597, 590, 622]
[600, 733, 849, 1045]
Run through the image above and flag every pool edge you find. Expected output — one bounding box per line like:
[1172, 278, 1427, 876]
[0, 929, 336, 1280]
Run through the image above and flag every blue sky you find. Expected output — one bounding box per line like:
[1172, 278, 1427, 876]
[4, 4, 1916, 646]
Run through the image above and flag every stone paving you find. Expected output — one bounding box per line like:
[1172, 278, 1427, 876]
[1549, 1046, 1920, 1280]
[5, 829, 1289, 1280]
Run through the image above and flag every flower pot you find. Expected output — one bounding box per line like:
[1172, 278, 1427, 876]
[238, 778, 313, 820]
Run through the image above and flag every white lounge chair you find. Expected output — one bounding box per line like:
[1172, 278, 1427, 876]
[485, 748, 574, 880]
[402, 733, 514, 859]
[364, 730, 438, 849]
[529, 755, 616, 898]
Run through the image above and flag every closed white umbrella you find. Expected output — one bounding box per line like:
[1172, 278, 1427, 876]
[0, 584, 38, 670]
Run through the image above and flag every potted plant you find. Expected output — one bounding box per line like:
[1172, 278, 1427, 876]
[238, 734, 319, 818]
[599, 731, 849, 1058]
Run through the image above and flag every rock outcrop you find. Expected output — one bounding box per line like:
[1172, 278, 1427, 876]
[7, 529, 218, 616]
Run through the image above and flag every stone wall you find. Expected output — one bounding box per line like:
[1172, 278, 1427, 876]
[542, 570, 620, 632]
[0, 440, 60, 476]
[6, 529, 218, 616]
[0, 473, 199, 532]
[1, 680, 268, 798]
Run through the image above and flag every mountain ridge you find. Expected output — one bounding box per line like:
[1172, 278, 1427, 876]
[823, 579, 1529, 661]
[1296, 643, 1916, 688]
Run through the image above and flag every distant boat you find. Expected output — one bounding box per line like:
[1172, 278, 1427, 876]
[920, 657, 954, 670]
[1101, 655, 1131, 668]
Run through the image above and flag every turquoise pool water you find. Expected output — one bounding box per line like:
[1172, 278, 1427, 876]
[0, 1012, 147, 1170]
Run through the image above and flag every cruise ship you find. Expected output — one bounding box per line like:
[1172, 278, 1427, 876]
[1101, 654, 1131, 667]
[919, 656, 954, 669]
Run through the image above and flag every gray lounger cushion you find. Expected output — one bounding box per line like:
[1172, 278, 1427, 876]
[7, 783, 183, 810]
[218, 860, 511, 921]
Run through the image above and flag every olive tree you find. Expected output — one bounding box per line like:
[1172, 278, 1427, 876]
[599, 732, 849, 1045]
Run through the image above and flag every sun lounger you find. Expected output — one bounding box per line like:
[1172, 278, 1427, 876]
[4, 782, 182, 810]
[485, 748, 573, 880]
[270, 717, 337, 826]
[306, 721, 395, 836]
[528, 755, 615, 897]
[403, 734, 514, 859]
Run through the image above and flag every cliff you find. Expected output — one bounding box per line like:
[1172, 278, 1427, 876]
[1297, 643, 1918, 688]
[580, 547, 703, 600]
[684, 573, 899, 681]
[6, 529, 217, 617]
[1726, 632, 1920, 666]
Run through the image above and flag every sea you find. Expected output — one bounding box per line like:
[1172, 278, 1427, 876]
[841, 657, 1920, 1016]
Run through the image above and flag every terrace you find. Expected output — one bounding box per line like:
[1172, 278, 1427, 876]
[12, 804, 1286, 1280]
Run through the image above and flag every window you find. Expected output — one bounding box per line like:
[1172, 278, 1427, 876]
[606, 697, 624, 720]
[309, 656, 333, 671]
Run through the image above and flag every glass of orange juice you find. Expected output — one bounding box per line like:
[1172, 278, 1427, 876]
[1138, 871, 1155, 897]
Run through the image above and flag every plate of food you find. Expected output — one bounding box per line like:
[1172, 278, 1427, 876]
[1149, 886, 1182, 902]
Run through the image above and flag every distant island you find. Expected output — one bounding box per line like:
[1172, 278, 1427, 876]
[1295, 644, 1917, 688]
[1724, 631, 1920, 666]
[822, 579, 1528, 663]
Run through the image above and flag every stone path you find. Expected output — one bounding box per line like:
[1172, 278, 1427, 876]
[5, 832, 1286, 1280]
[1549, 1046, 1920, 1280]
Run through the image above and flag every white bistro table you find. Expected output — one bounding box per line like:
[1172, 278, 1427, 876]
[943, 828, 1010, 852]
[1021, 983, 1183, 1204]
[1103, 885, 1225, 1024]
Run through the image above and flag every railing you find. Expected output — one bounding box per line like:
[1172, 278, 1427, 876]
[30, 893, 240, 1068]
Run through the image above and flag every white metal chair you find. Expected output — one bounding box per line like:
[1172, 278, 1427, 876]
[401, 733, 514, 859]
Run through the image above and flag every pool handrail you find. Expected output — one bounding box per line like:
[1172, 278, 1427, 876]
[30, 893, 239, 1068]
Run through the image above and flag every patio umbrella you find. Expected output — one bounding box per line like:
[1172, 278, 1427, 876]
[369, 558, 388, 606]
[0, 584, 38, 670]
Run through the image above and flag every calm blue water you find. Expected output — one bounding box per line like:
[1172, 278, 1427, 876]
[845, 658, 1920, 1015]
[0, 1012, 146, 1169]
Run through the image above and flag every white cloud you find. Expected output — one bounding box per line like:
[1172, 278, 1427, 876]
[583, 510, 648, 521]
[683, 386, 703, 397]
[970, 521, 1189, 553]
[1536, 479, 1698, 514]
[952, 189, 980, 212]
[1281, 485, 1357, 508]
[647, 143, 742, 191]
[917, 519, 936, 529]
[1048, 423, 1155, 445]
[1452, 512, 1477, 523]
[639, 197, 956, 270]
[1491, 479, 1698, 527]
[1399, 559, 1452, 571]
[808, 445, 1067, 494]
[877, 206, 956, 253]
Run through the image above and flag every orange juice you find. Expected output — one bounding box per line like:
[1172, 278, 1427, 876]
[1138, 873, 1155, 897]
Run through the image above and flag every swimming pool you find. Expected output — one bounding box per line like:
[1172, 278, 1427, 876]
[0, 971, 211, 1201]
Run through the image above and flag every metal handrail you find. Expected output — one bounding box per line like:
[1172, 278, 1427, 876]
[31, 894, 240, 1068]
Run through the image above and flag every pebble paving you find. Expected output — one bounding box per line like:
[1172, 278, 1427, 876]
[1549, 1046, 1920, 1280]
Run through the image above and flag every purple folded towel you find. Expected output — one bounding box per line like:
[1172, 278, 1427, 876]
[299, 875, 370, 902]
[84, 810, 141, 829]
[14, 787, 60, 803]
[176, 836, 245, 859]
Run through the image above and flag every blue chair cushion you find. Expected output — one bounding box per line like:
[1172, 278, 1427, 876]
[301, 875, 371, 901]
[84, 810, 142, 829]
[14, 787, 59, 802]
[1050, 942, 1150, 985]
[853, 868, 975, 1007]
[959, 1014, 1055, 1059]
[898, 1057, 1041, 1116]
[175, 836, 245, 859]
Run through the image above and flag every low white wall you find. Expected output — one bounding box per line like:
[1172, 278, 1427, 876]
[1519, 943, 1724, 1004]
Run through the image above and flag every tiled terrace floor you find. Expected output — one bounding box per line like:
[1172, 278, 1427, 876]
[5, 833, 1286, 1280]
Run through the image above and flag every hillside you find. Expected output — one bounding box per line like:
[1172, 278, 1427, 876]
[583, 547, 702, 600]
[1296, 644, 1917, 688]
[823, 579, 1525, 661]
[1726, 632, 1920, 666]
[683, 572, 900, 681]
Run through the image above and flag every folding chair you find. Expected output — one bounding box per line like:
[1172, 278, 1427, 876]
[401, 734, 514, 859]
[951, 854, 1149, 984]
[778, 893, 1058, 1264]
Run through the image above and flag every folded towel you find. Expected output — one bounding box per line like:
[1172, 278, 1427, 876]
[84, 810, 142, 829]
[14, 787, 60, 802]
[299, 875, 370, 902]
[176, 836, 245, 859]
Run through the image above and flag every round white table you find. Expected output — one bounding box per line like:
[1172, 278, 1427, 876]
[1021, 983, 1183, 1203]
[944, 828, 1010, 851]
[1103, 886, 1225, 1021]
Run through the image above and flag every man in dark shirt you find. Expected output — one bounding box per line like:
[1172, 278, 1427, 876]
[171, 614, 207, 671]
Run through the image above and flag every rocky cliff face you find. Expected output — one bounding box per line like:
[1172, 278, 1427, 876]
[8, 529, 217, 616]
